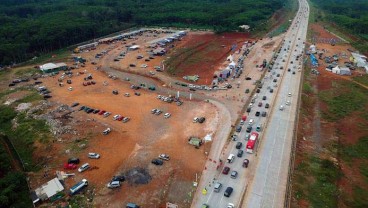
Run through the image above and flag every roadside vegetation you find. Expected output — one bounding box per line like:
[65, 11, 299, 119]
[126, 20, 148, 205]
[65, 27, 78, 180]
[309, 0, 368, 54]
[0, 0, 285, 66]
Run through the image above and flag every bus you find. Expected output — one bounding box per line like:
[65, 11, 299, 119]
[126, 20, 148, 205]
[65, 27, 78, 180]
[246, 132, 259, 153]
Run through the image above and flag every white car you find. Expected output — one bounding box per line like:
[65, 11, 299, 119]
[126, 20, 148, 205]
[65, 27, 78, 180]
[227, 203, 235, 208]
[286, 100, 291, 105]
[288, 92, 292, 97]
[88, 153, 100, 159]
[240, 120, 245, 125]
[102, 127, 111, 135]
[140, 64, 148, 68]
[279, 105, 284, 110]
[122, 117, 130, 123]
[158, 154, 170, 161]
[248, 119, 254, 126]
[103, 112, 111, 117]
[164, 113, 171, 118]
[78, 163, 90, 173]
[113, 114, 121, 120]
[124, 93, 130, 97]
[107, 180, 121, 189]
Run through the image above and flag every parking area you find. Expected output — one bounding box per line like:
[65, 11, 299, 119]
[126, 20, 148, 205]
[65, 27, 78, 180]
[37, 61, 219, 206]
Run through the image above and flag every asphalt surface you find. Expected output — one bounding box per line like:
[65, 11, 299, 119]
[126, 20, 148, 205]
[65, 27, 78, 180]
[243, 0, 309, 207]
[191, 0, 310, 207]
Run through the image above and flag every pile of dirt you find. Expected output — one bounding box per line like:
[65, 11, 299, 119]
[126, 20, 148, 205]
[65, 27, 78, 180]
[125, 167, 152, 185]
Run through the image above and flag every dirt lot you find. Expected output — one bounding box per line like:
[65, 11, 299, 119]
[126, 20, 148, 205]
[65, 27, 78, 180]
[165, 32, 251, 85]
[30, 64, 219, 207]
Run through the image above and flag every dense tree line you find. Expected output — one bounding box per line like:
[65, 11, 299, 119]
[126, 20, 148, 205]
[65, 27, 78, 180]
[0, 0, 284, 65]
[311, 0, 368, 37]
[0, 135, 31, 208]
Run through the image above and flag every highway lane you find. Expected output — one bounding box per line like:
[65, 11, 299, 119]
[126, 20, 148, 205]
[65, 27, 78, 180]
[243, 0, 309, 207]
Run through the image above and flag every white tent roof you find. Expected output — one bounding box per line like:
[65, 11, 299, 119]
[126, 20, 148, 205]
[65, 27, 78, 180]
[35, 178, 64, 200]
[129, 45, 140, 49]
[40, 63, 67, 71]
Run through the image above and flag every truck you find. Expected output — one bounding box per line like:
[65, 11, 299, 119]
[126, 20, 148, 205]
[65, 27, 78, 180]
[69, 179, 88, 195]
[246, 132, 259, 154]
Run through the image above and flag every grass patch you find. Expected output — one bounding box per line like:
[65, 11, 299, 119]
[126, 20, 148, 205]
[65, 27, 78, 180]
[293, 156, 341, 208]
[21, 48, 70, 66]
[319, 81, 368, 121]
[359, 165, 368, 183]
[340, 136, 368, 162]
[13, 67, 40, 77]
[303, 81, 313, 94]
[353, 75, 368, 87]
[15, 91, 43, 104]
[0, 105, 52, 171]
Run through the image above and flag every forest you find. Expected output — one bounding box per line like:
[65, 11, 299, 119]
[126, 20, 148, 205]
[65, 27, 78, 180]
[0, 0, 284, 65]
[310, 0, 368, 43]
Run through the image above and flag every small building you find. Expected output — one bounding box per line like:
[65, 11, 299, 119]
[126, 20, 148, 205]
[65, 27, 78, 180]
[332, 66, 351, 75]
[351, 52, 367, 68]
[40, 63, 67, 73]
[32, 178, 64, 205]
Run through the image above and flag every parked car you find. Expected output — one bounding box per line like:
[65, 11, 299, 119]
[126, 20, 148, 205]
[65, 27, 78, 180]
[122, 117, 130, 123]
[107, 180, 121, 188]
[98, 110, 106, 115]
[230, 171, 238, 179]
[243, 159, 249, 168]
[93, 109, 100, 114]
[214, 182, 223, 193]
[237, 150, 244, 157]
[78, 163, 90, 172]
[88, 153, 100, 159]
[255, 111, 260, 116]
[164, 113, 171, 118]
[246, 126, 252, 133]
[262, 111, 267, 117]
[262, 96, 266, 100]
[112, 175, 125, 182]
[236, 142, 242, 149]
[222, 166, 230, 175]
[103, 128, 111, 135]
[236, 126, 242, 132]
[68, 158, 80, 164]
[64, 163, 77, 170]
[71, 102, 79, 107]
[112, 90, 119, 95]
[258, 102, 262, 107]
[151, 159, 164, 165]
[158, 154, 170, 161]
[265, 103, 270, 108]
[103, 112, 111, 117]
[224, 187, 233, 197]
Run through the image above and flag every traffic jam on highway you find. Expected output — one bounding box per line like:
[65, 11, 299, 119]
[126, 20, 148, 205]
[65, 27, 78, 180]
[199, 0, 309, 207]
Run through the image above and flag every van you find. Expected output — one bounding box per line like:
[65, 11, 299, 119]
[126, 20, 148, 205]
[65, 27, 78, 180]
[224, 187, 233, 197]
[227, 154, 235, 163]
[214, 182, 222, 193]
[248, 119, 254, 126]
[256, 124, 262, 132]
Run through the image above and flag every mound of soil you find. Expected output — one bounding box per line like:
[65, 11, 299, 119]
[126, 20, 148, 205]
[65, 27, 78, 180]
[125, 167, 152, 185]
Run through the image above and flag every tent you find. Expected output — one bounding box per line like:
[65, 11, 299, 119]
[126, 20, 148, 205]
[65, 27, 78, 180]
[229, 62, 236, 69]
[40, 63, 67, 73]
[227, 54, 233, 62]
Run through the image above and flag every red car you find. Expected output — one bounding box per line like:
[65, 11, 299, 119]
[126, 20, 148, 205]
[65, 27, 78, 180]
[64, 163, 77, 170]
[83, 82, 87, 86]
[98, 110, 106, 115]
[117, 116, 124, 121]
[222, 166, 230, 175]
[87, 81, 91, 85]
[258, 102, 262, 107]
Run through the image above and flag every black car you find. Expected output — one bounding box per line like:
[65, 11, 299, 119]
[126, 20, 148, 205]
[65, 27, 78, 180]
[246, 126, 252, 133]
[256, 89, 260, 93]
[93, 109, 100, 114]
[68, 158, 80, 164]
[276, 74, 280, 77]
[8, 83, 15, 87]
[237, 150, 244, 157]
[87, 109, 94, 114]
[224, 187, 233, 197]
[255, 111, 260, 116]
[273, 79, 277, 82]
[189, 88, 196, 91]
[71, 102, 79, 107]
[292, 71, 296, 74]
[246, 107, 251, 113]
[270, 89, 274, 93]
[112, 90, 119, 95]
[245, 77, 252, 80]
[79, 106, 86, 111]
[151, 159, 163, 165]
[236, 142, 242, 149]
[236, 126, 242, 133]
[265, 103, 270, 108]
[34, 81, 43, 85]
[262, 96, 266, 100]
[43, 95, 52, 99]
[288, 68, 291, 72]
[112, 175, 125, 182]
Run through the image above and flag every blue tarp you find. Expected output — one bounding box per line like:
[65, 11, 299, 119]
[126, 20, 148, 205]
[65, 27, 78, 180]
[310, 54, 318, 66]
